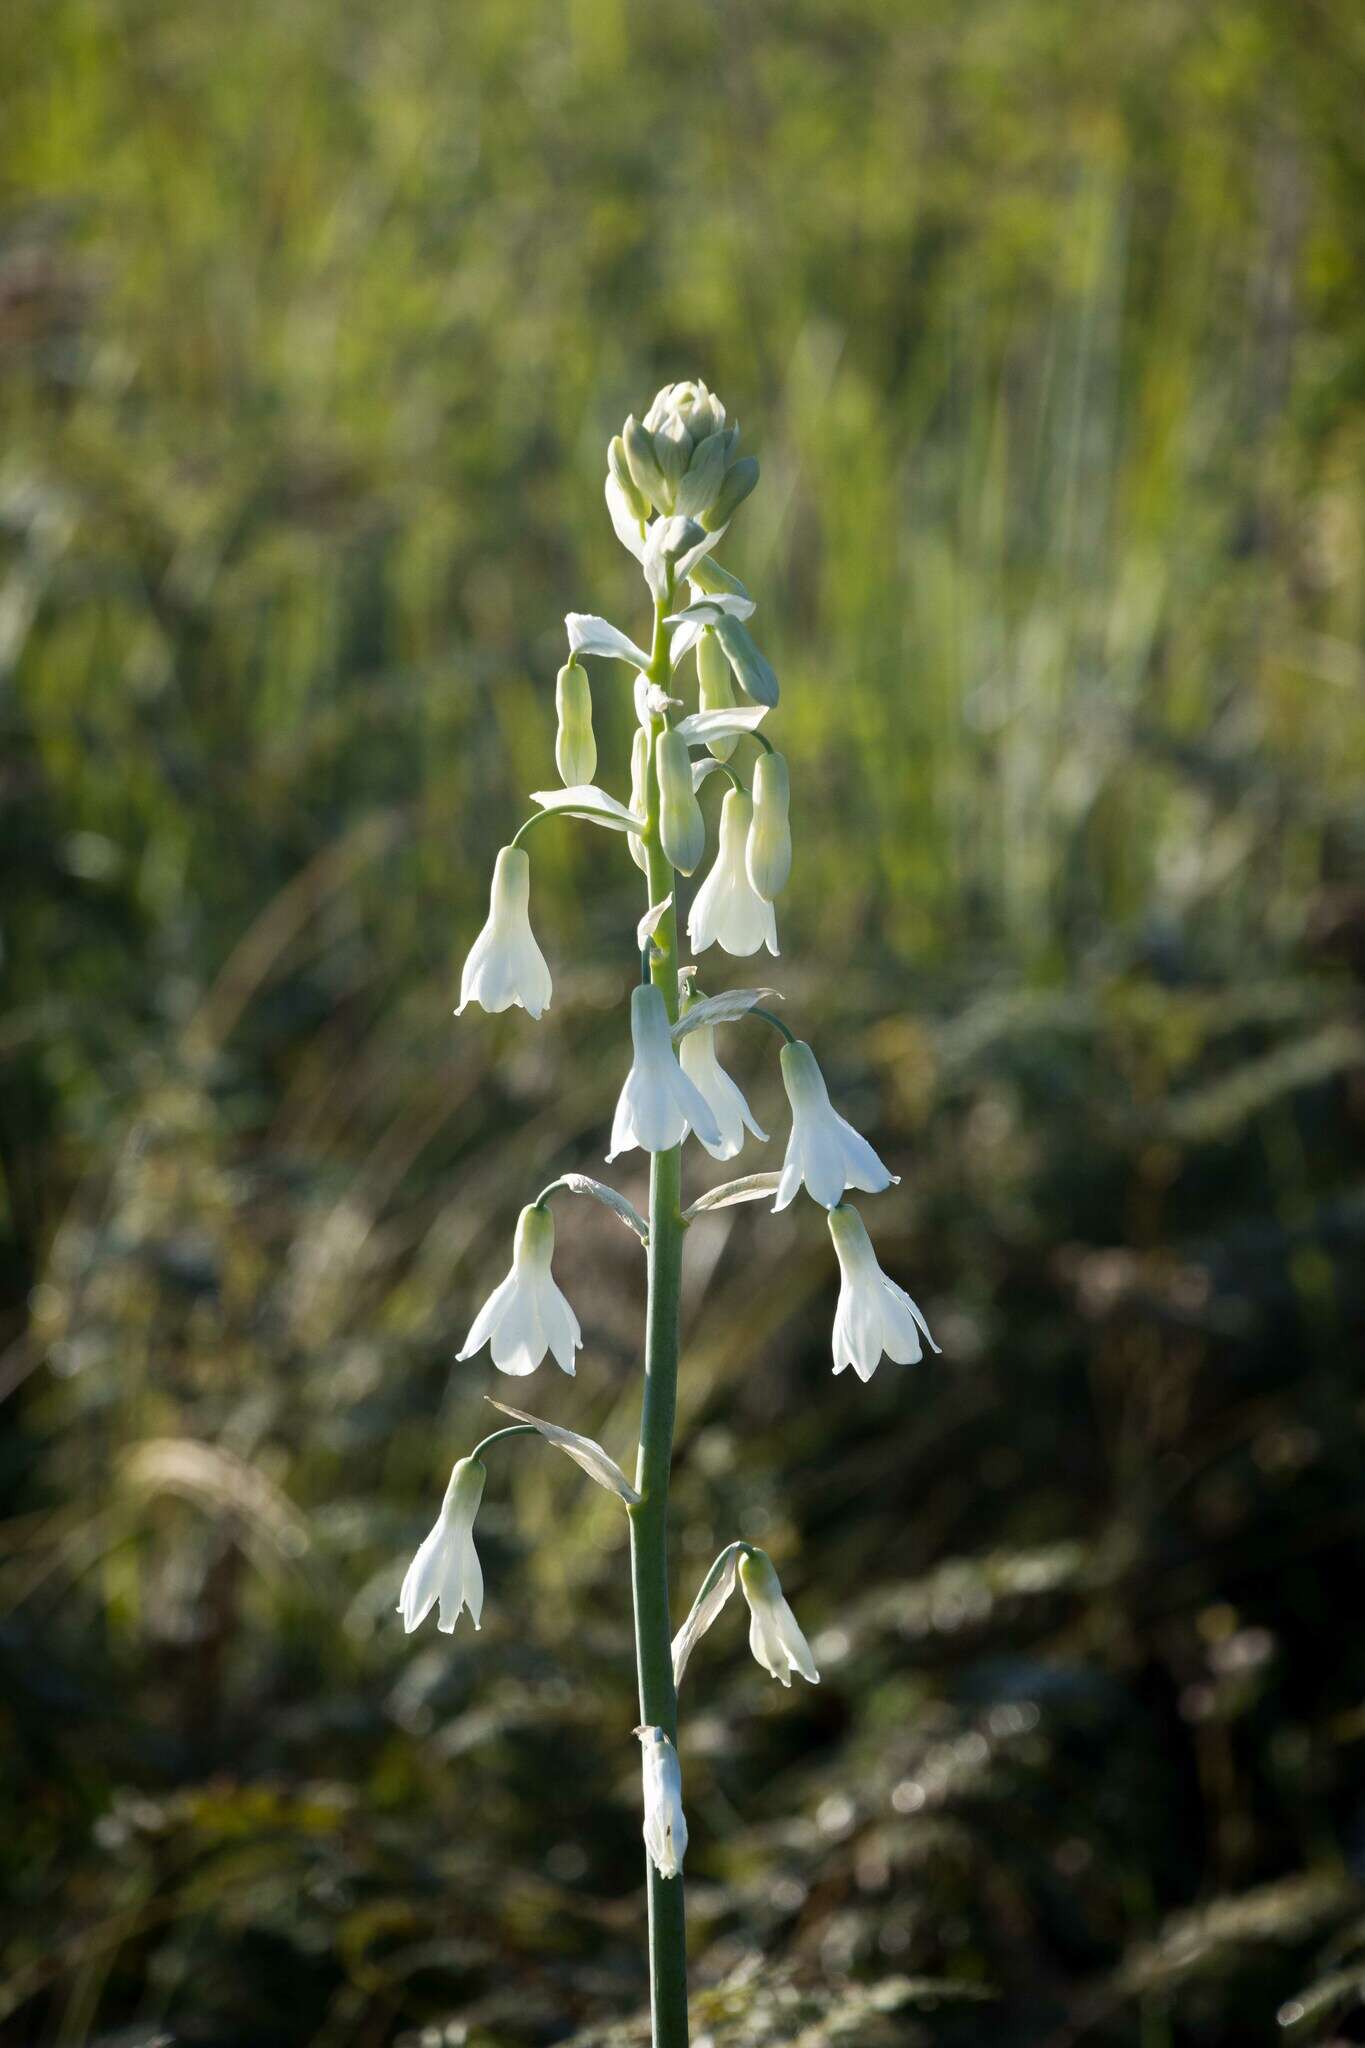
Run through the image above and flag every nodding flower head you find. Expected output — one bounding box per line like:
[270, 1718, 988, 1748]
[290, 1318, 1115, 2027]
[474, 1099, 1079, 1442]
[607, 983, 722, 1160]
[774, 1040, 896, 1212]
[678, 1019, 767, 1163]
[457, 1204, 582, 1377]
[828, 1202, 939, 1381]
[738, 1549, 819, 1688]
[398, 1456, 486, 1635]
[457, 845, 552, 1021]
[688, 789, 779, 959]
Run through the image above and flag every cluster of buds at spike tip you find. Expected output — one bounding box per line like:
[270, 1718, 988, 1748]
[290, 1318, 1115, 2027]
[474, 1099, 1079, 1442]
[614, 381, 759, 529]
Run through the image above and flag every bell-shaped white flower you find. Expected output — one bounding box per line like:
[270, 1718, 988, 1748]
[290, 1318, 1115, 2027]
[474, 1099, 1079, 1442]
[607, 984, 722, 1160]
[774, 1040, 897, 1211]
[637, 1726, 688, 1878]
[456, 845, 552, 1020]
[738, 1548, 819, 1687]
[828, 1203, 940, 1380]
[457, 1204, 581, 1377]
[687, 789, 779, 958]
[678, 1022, 767, 1162]
[398, 1455, 486, 1635]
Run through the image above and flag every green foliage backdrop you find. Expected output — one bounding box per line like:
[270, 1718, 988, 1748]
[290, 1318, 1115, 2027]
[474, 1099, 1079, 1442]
[2, 0, 1364, 2041]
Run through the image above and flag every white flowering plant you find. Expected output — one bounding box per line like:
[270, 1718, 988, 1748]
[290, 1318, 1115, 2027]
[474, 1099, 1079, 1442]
[397, 381, 937, 2045]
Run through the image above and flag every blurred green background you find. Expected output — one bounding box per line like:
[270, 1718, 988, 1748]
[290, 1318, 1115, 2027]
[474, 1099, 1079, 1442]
[3, 0, 1365, 2042]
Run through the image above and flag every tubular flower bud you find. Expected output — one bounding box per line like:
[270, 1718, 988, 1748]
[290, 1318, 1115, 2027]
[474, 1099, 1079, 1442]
[628, 726, 650, 873]
[746, 749, 791, 900]
[608, 434, 652, 523]
[696, 627, 739, 762]
[554, 659, 597, 787]
[398, 1456, 486, 1635]
[457, 845, 552, 1020]
[687, 789, 779, 958]
[774, 1040, 897, 1212]
[738, 1549, 819, 1687]
[700, 454, 759, 533]
[607, 984, 722, 1160]
[828, 1203, 940, 1381]
[656, 728, 705, 875]
[679, 1021, 767, 1162]
[457, 1204, 582, 1377]
[675, 428, 730, 519]
[637, 1726, 687, 1879]
[622, 413, 669, 512]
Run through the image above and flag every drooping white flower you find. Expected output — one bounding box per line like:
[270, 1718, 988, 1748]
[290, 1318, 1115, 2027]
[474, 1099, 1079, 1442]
[687, 789, 779, 958]
[637, 1725, 688, 1878]
[456, 846, 552, 1021]
[774, 1040, 897, 1212]
[607, 984, 722, 1160]
[679, 1021, 767, 1162]
[457, 1204, 581, 1377]
[398, 1455, 486, 1635]
[738, 1548, 819, 1687]
[828, 1203, 940, 1380]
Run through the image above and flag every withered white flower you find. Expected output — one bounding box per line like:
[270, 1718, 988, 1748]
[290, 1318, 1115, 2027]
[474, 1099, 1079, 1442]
[398, 1455, 486, 1635]
[828, 1204, 939, 1380]
[637, 1725, 688, 1878]
[457, 1204, 581, 1377]
[456, 845, 552, 1021]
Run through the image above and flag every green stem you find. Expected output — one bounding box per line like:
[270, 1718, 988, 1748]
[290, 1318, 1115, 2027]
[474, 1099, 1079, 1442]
[468, 1423, 536, 1462]
[628, 582, 689, 2046]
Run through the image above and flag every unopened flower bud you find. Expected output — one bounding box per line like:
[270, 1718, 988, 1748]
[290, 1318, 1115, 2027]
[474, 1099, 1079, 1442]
[657, 728, 705, 875]
[622, 414, 669, 512]
[554, 659, 597, 786]
[701, 454, 759, 533]
[628, 726, 649, 873]
[675, 428, 731, 519]
[696, 627, 739, 763]
[608, 434, 652, 523]
[746, 749, 791, 900]
[645, 380, 727, 445]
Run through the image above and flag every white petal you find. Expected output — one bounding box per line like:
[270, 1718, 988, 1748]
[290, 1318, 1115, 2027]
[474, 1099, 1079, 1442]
[565, 613, 652, 668]
[835, 1114, 896, 1195]
[457, 1269, 517, 1360]
[538, 1279, 582, 1376]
